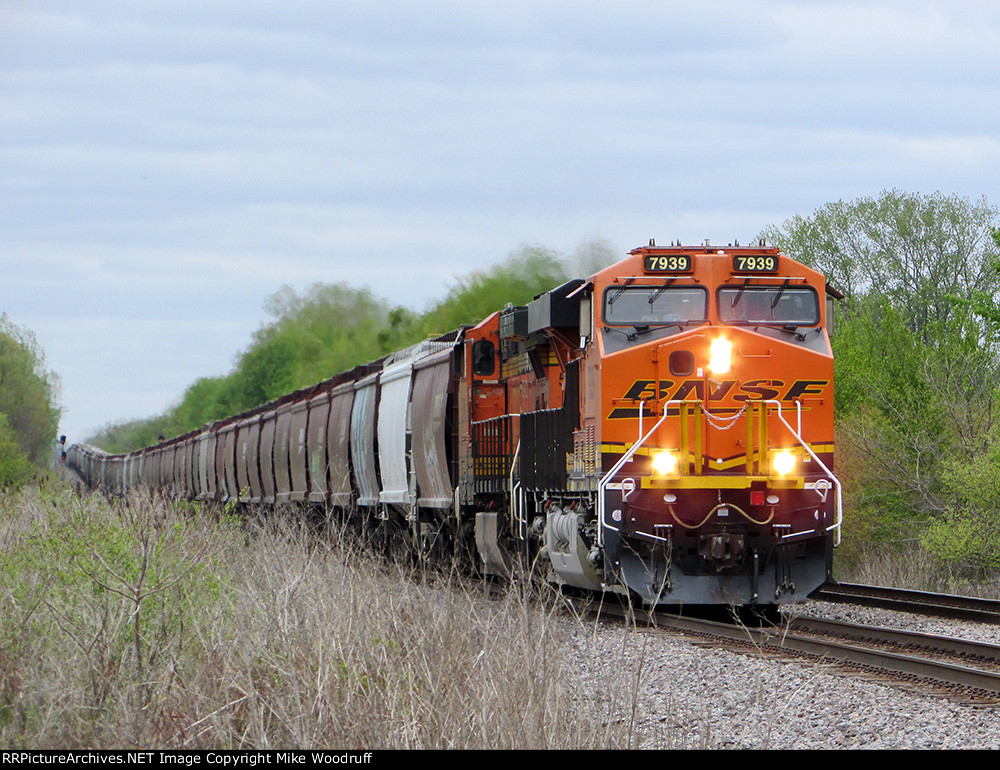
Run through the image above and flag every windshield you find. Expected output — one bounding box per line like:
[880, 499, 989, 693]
[718, 285, 819, 325]
[603, 285, 708, 326]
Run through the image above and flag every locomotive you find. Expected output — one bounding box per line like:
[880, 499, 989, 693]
[68, 242, 841, 607]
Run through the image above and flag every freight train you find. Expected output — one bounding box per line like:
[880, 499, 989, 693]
[68, 242, 841, 607]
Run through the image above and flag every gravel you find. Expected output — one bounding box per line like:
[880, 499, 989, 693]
[564, 600, 1000, 749]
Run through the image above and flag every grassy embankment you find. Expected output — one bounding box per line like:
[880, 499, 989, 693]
[5, 475, 995, 749]
[834, 540, 1000, 599]
[0, 480, 673, 749]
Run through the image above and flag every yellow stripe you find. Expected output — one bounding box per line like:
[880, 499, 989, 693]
[601, 442, 834, 461]
[640, 476, 804, 490]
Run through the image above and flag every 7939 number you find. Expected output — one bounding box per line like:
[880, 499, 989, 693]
[732, 255, 779, 273]
[643, 254, 692, 273]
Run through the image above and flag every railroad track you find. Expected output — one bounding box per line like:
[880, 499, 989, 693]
[314, 547, 1000, 705]
[812, 582, 1000, 624]
[566, 596, 1000, 705]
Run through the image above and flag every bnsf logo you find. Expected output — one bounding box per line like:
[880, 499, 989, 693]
[608, 379, 828, 419]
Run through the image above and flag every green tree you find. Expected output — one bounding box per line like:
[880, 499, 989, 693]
[0, 412, 32, 488]
[763, 191, 1000, 568]
[228, 282, 410, 401]
[420, 245, 571, 334]
[762, 190, 1000, 330]
[0, 314, 61, 468]
[956, 228, 1000, 333]
[172, 376, 229, 429]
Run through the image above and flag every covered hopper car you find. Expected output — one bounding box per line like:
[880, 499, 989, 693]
[69, 242, 841, 607]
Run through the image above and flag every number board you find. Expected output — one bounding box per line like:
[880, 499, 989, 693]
[643, 254, 693, 274]
[732, 254, 779, 274]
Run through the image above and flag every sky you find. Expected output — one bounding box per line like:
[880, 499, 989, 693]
[2, 0, 999, 444]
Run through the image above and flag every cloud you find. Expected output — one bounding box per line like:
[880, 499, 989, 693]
[2, 0, 999, 441]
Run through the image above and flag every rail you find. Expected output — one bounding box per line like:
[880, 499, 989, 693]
[814, 582, 1000, 623]
[568, 597, 1000, 704]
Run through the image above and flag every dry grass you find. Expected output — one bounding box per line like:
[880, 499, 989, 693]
[0, 484, 662, 749]
[835, 543, 1000, 599]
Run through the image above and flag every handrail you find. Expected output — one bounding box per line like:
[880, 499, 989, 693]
[509, 430, 522, 539]
[597, 399, 842, 547]
[597, 405, 672, 547]
[764, 400, 842, 546]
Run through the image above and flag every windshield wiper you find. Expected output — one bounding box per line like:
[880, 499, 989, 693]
[603, 319, 706, 342]
[647, 279, 675, 306]
[603, 324, 652, 341]
[770, 278, 791, 309]
[754, 323, 822, 342]
[606, 278, 635, 307]
[730, 278, 751, 309]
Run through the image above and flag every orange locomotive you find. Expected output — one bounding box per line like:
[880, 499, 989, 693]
[68, 241, 840, 608]
[465, 241, 840, 605]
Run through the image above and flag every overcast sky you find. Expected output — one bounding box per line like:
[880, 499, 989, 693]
[2, 0, 999, 443]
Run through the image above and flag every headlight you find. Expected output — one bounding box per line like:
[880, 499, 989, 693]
[772, 450, 796, 475]
[708, 337, 732, 374]
[652, 450, 678, 475]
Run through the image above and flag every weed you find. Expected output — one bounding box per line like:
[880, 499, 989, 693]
[0, 483, 667, 748]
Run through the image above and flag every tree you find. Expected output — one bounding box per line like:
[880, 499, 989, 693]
[0, 412, 32, 488]
[419, 245, 571, 334]
[0, 314, 61, 469]
[956, 228, 1000, 334]
[763, 191, 1000, 570]
[762, 190, 1000, 341]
